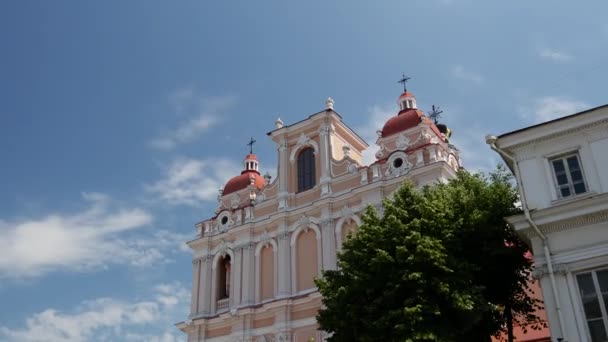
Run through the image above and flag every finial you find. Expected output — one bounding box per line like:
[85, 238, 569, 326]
[427, 105, 443, 124]
[275, 118, 283, 129]
[247, 137, 256, 154]
[398, 73, 411, 92]
[325, 97, 334, 110]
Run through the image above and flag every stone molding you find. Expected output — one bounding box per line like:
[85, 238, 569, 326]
[506, 118, 608, 151]
[532, 263, 569, 279]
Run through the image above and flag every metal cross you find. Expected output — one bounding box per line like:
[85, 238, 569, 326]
[427, 105, 443, 124]
[398, 73, 411, 92]
[247, 137, 256, 154]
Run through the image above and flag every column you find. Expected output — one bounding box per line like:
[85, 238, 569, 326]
[198, 256, 212, 314]
[278, 137, 289, 209]
[241, 242, 256, 305]
[318, 123, 332, 195]
[320, 218, 337, 270]
[190, 258, 201, 315]
[232, 247, 243, 307]
[277, 230, 291, 297]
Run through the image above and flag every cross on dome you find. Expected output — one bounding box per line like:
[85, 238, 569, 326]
[247, 137, 256, 154]
[398, 73, 411, 92]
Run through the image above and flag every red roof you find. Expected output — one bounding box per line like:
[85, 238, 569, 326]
[223, 171, 265, 195]
[381, 109, 443, 138]
[244, 154, 258, 161]
[398, 91, 415, 99]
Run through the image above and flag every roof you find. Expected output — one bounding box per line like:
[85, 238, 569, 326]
[381, 109, 443, 138]
[266, 109, 368, 147]
[498, 104, 608, 139]
[223, 171, 265, 195]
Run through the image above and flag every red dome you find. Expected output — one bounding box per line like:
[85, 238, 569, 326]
[381, 109, 443, 138]
[223, 171, 265, 195]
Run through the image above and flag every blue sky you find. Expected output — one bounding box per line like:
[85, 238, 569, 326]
[1, 1, 607, 341]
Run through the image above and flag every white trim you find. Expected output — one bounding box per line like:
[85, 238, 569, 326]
[290, 222, 321, 246]
[289, 135, 320, 164]
[200, 317, 319, 342]
[566, 271, 586, 341]
[211, 248, 235, 271]
[210, 248, 235, 314]
[290, 223, 323, 294]
[254, 239, 279, 303]
[335, 214, 361, 250]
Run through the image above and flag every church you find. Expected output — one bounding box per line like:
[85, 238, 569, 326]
[176, 83, 469, 341]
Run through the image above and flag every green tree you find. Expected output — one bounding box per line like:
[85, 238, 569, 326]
[315, 168, 544, 342]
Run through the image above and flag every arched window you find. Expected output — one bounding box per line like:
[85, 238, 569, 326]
[217, 255, 231, 300]
[297, 147, 316, 192]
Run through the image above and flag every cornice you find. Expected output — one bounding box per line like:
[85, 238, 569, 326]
[503, 118, 608, 152]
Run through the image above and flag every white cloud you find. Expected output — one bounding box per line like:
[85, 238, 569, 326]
[146, 157, 241, 206]
[538, 48, 571, 62]
[357, 104, 395, 165]
[0, 193, 188, 279]
[530, 96, 588, 123]
[0, 282, 188, 342]
[150, 90, 235, 150]
[450, 65, 484, 84]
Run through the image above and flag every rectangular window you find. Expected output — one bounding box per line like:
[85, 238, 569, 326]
[577, 269, 608, 341]
[550, 153, 587, 198]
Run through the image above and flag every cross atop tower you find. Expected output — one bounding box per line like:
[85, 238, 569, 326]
[398, 73, 411, 92]
[247, 137, 256, 154]
[427, 105, 443, 124]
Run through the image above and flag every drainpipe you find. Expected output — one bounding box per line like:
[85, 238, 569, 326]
[485, 135, 567, 342]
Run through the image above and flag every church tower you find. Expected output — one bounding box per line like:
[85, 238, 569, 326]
[178, 78, 462, 342]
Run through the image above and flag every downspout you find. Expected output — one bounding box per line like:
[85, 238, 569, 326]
[486, 135, 567, 341]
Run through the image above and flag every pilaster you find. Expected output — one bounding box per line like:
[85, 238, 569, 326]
[232, 246, 243, 306]
[190, 258, 201, 315]
[320, 217, 337, 270]
[278, 137, 289, 209]
[241, 242, 256, 305]
[277, 229, 291, 297]
[318, 123, 333, 196]
[198, 255, 212, 314]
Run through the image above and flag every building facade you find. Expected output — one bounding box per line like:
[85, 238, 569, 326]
[176, 89, 463, 341]
[488, 104, 608, 342]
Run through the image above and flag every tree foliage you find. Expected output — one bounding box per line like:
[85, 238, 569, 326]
[315, 167, 544, 342]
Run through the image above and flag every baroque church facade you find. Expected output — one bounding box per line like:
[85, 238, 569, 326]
[177, 87, 463, 341]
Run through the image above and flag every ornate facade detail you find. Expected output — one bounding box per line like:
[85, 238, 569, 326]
[342, 144, 351, 157]
[348, 163, 358, 173]
[277, 231, 290, 240]
[297, 133, 311, 146]
[538, 209, 608, 235]
[395, 133, 410, 150]
[231, 194, 240, 209]
[341, 205, 354, 218]
[296, 215, 311, 228]
[275, 118, 284, 129]
[375, 148, 384, 159]
[275, 332, 292, 342]
[386, 151, 411, 177]
[532, 263, 570, 279]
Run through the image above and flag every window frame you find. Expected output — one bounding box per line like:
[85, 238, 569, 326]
[576, 268, 608, 342]
[296, 147, 316, 193]
[549, 152, 588, 199]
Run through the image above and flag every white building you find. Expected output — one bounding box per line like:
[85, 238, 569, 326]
[487, 104, 608, 342]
